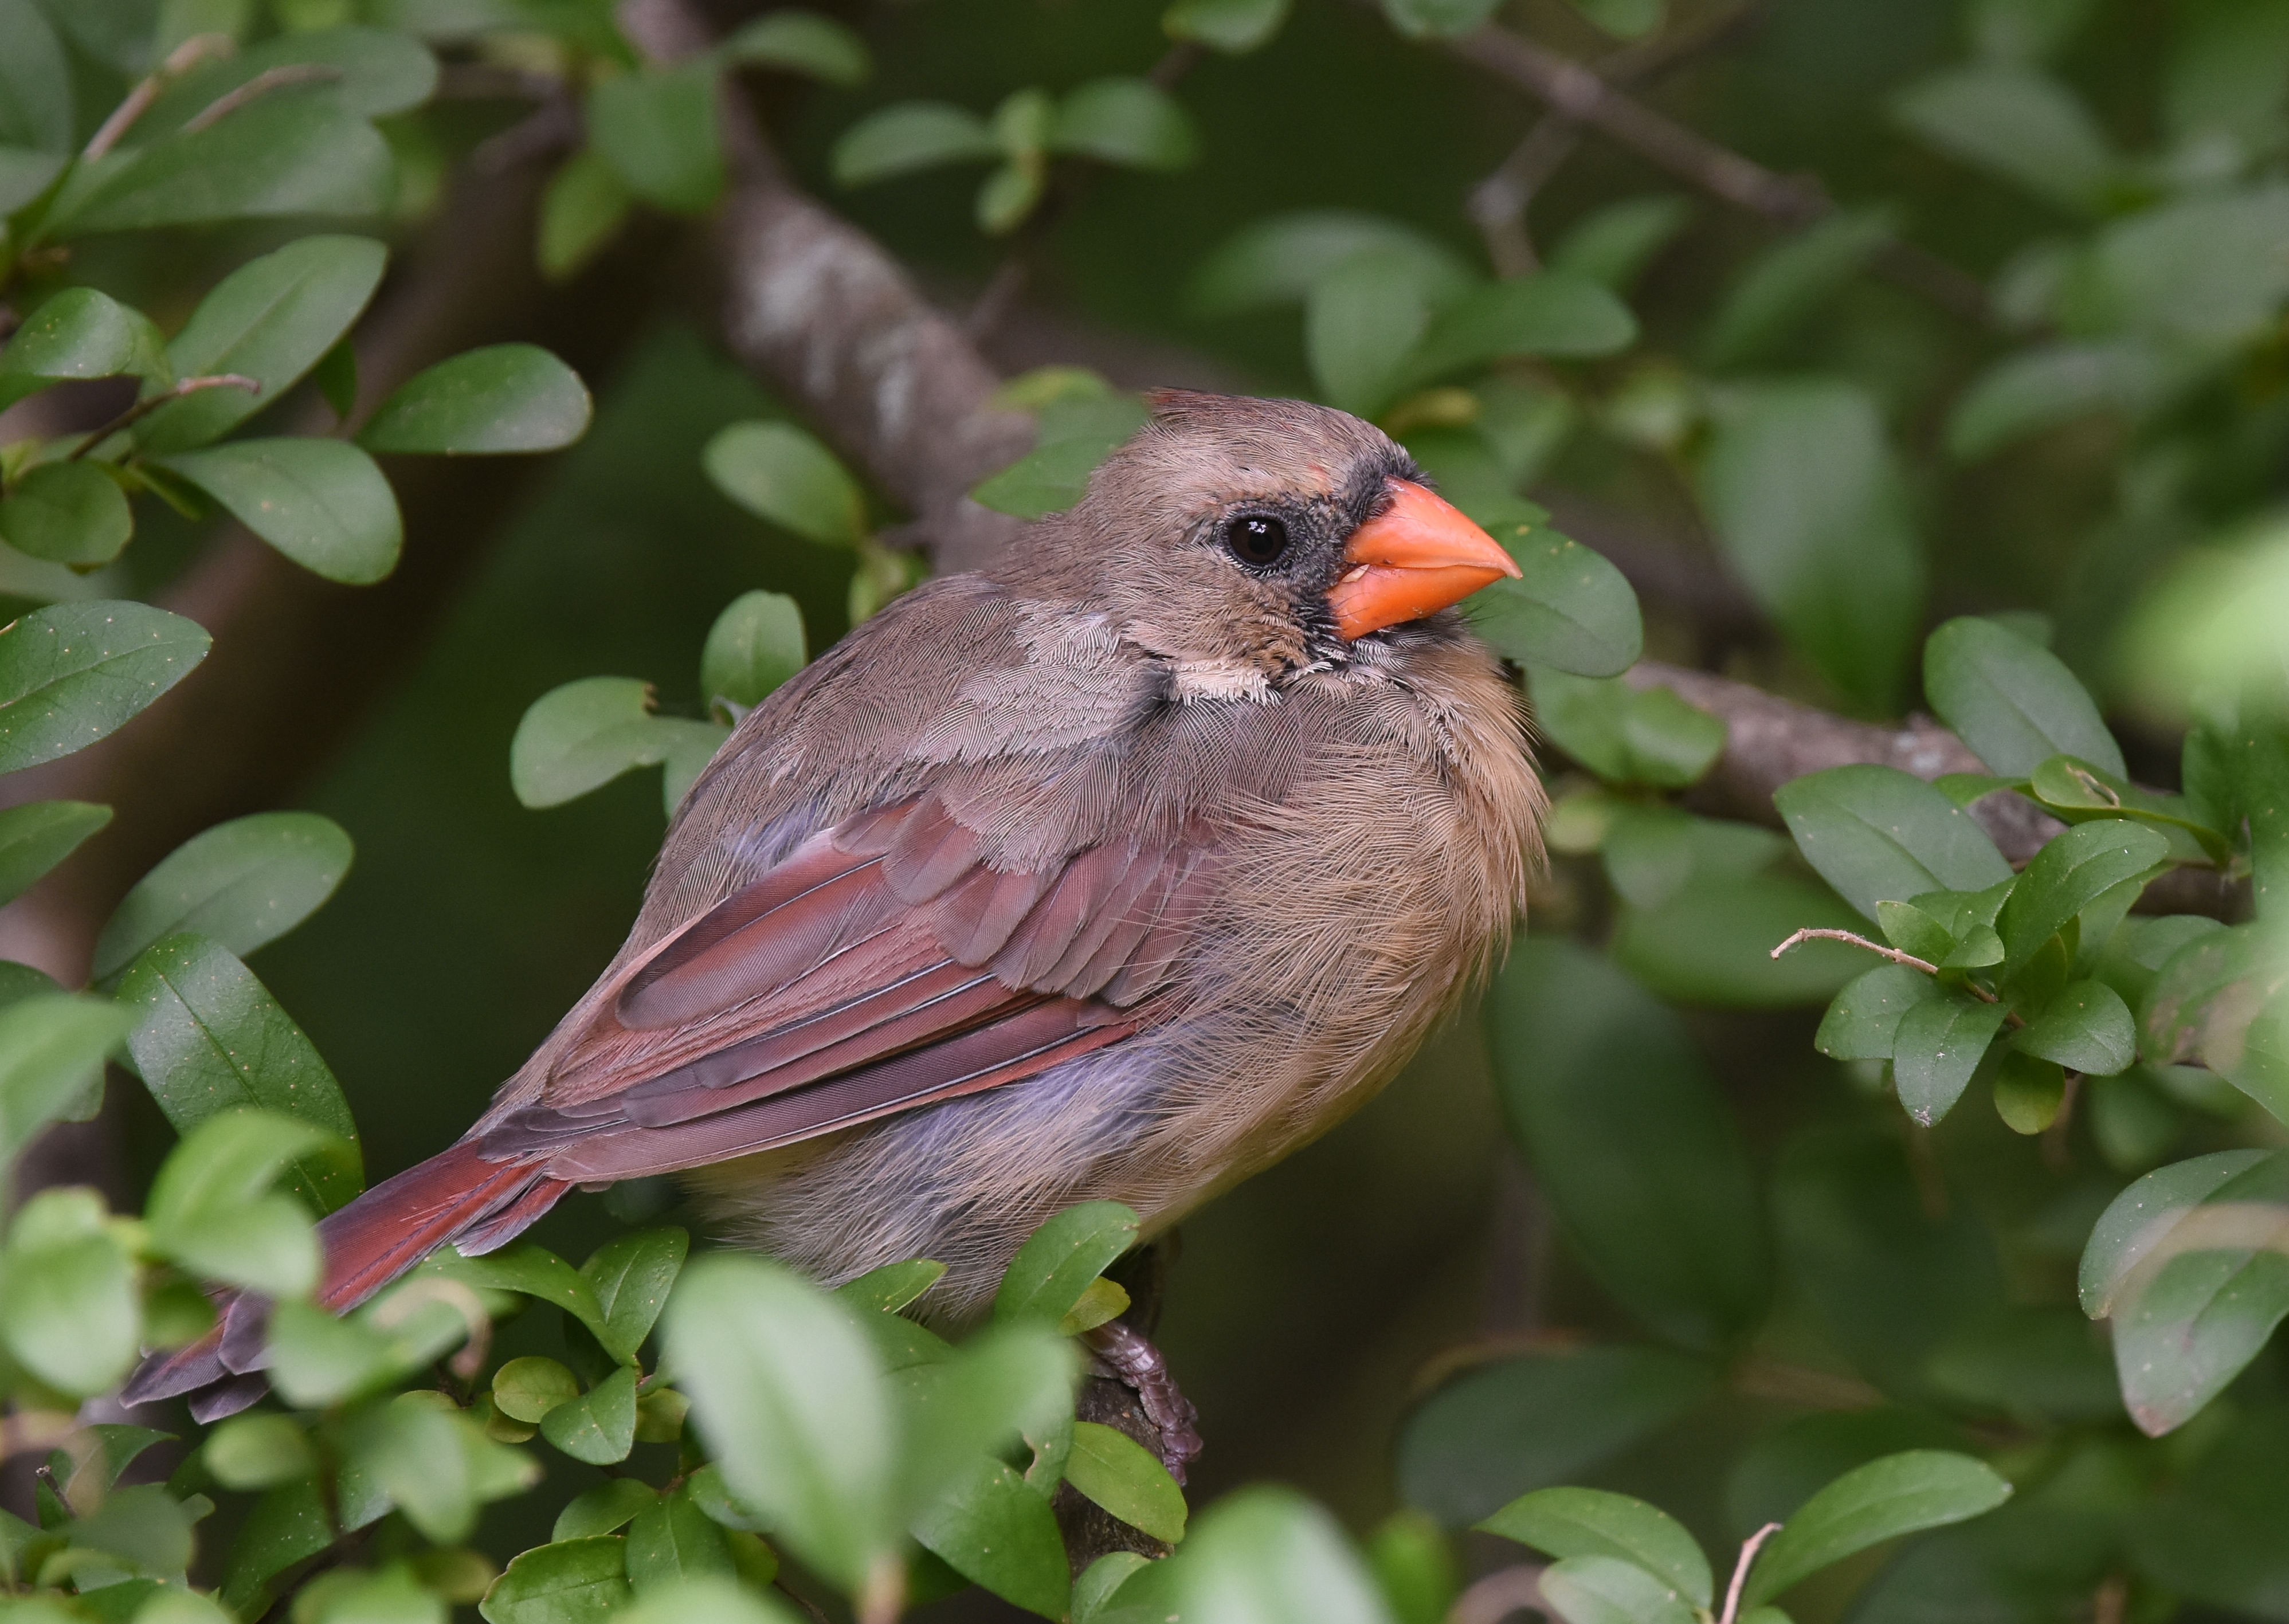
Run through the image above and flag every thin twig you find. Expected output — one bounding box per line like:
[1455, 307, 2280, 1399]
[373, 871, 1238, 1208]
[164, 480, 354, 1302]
[1770, 927, 1937, 976]
[83, 33, 237, 160]
[1719, 1523, 1782, 1624]
[181, 64, 343, 134]
[65, 374, 258, 458]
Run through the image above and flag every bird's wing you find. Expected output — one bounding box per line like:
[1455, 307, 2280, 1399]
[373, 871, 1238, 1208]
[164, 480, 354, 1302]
[474, 791, 1214, 1183]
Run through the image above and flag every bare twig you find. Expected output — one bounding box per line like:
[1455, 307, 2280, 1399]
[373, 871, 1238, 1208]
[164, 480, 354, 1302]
[181, 64, 343, 135]
[1770, 927, 1942, 978]
[82, 33, 236, 160]
[66, 372, 258, 458]
[1719, 1523, 1782, 1624]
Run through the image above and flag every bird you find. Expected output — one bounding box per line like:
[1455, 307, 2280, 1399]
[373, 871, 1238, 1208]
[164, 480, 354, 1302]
[128, 390, 1548, 1471]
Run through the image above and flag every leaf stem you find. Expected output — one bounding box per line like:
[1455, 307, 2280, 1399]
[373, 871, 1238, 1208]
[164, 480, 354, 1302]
[68, 373, 260, 459]
[1719, 1521, 1782, 1624]
[181, 64, 344, 135]
[83, 33, 238, 160]
[1769, 928, 2005, 1002]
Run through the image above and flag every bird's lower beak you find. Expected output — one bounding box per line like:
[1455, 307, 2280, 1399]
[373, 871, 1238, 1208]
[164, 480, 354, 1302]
[1326, 478, 1523, 640]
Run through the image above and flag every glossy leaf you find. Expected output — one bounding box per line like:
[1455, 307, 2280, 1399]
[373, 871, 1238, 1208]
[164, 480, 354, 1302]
[2139, 924, 2289, 1120]
[1172, 1485, 1397, 1624]
[579, 1226, 688, 1362]
[704, 420, 865, 544]
[1892, 991, 2010, 1124]
[970, 393, 1146, 519]
[1488, 938, 1768, 1348]
[553, 1477, 657, 1541]
[1923, 617, 2124, 778]
[1742, 1451, 2013, 1608]
[139, 235, 388, 454]
[1538, 1555, 1697, 1624]
[0, 460, 134, 566]
[1067, 1421, 1187, 1544]
[1775, 764, 2014, 921]
[837, 1258, 948, 1315]
[1163, 0, 1288, 53]
[587, 61, 724, 213]
[116, 932, 363, 1211]
[0, 601, 210, 773]
[1478, 1487, 1711, 1609]
[0, 288, 151, 410]
[832, 102, 999, 185]
[700, 591, 805, 716]
[2012, 979, 2137, 1074]
[0, 798, 109, 905]
[717, 10, 870, 84]
[626, 1488, 733, 1592]
[493, 1356, 581, 1425]
[159, 437, 403, 585]
[1051, 78, 1196, 170]
[1996, 821, 2172, 972]
[1700, 380, 1925, 713]
[359, 344, 593, 456]
[993, 1200, 1139, 1327]
[541, 1364, 638, 1465]
[0, 991, 131, 1165]
[479, 1537, 632, 1624]
[95, 810, 354, 982]
[1992, 1050, 2068, 1132]
[1464, 519, 1643, 677]
[2025, 753, 2228, 863]
[510, 677, 723, 809]
[429, 1242, 606, 1334]
[665, 1252, 896, 1593]
[911, 1456, 1070, 1618]
[1398, 1347, 1714, 1526]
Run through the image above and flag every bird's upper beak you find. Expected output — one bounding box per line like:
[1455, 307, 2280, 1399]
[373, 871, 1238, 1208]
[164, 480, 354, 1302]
[1326, 478, 1523, 640]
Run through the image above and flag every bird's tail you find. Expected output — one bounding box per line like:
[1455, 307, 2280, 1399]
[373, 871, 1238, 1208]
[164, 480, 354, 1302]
[124, 1138, 574, 1420]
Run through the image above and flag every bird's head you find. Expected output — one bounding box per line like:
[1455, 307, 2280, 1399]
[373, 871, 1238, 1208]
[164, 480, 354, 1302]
[1006, 390, 1521, 681]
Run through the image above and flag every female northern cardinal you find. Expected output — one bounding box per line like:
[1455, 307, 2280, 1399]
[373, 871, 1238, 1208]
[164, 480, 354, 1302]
[131, 391, 1546, 1467]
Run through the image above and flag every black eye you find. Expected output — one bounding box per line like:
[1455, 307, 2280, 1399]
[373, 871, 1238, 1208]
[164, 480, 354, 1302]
[1223, 513, 1290, 566]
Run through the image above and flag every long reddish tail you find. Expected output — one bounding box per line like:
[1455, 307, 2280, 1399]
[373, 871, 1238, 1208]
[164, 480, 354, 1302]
[124, 1140, 573, 1419]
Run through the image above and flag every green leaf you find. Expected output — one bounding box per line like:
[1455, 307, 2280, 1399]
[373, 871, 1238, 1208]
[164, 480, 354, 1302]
[0, 0, 70, 153]
[359, 344, 593, 456]
[1380, 0, 1499, 40]
[2012, 979, 2137, 1074]
[580, 1226, 688, 1362]
[538, 150, 632, 282]
[2081, 1149, 2289, 1434]
[480, 1537, 631, 1624]
[1546, 195, 1691, 295]
[554, 1477, 658, 1541]
[1464, 523, 1641, 677]
[0, 147, 64, 214]
[0, 992, 132, 1166]
[145, 26, 438, 127]
[2131, 1407, 2289, 1618]
[1488, 938, 1768, 1350]
[1527, 668, 1725, 789]
[587, 60, 724, 213]
[831, 101, 999, 185]
[2061, 187, 2289, 346]
[1701, 207, 1895, 371]
[2025, 754, 2227, 863]
[1067, 1421, 1187, 1544]
[1613, 873, 1869, 1008]
[61, 88, 391, 236]
[1597, 806, 1784, 912]
[665, 1253, 896, 1594]
[1405, 270, 1637, 386]
[1564, 0, 1663, 40]
[1162, 0, 1287, 53]
[1188, 211, 1473, 317]
[1774, 764, 2014, 922]
[1816, 964, 1941, 1060]
[1742, 1452, 2013, 1609]
[204, 1414, 315, 1490]
[145, 1121, 323, 1296]
[95, 810, 353, 983]
[993, 1201, 1139, 1328]
[626, 1488, 732, 1592]
[493, 1355, 582, 1424]
[1051, 79, 1196, 171]
[911, 1456, 1070, 1618]
[1700, 379, 1925, 713]
[0, 461, 133, 566]
[1923, 616, 2123, 778]
[837, 1258, 947, 1315]
[969, 393, 1147, 520]
[1992, 1050, 2067, 1132]
[0, 600, 210, 772]
[2141, 924, 2289, 1120]
[703, 421, 865, 545]
[428, 1241, 606, 1334]
[509, 676, 722, 809]
[896, 1323, 1075, 1510]
[158, 438, 403, 585]
[1398, 1347, 1714, 1526]
[700, 591, 805, 718]
[612, 1574, 802, 1624]
[1996, 821, 2172, 972]
[0, 287, 147, 411]
[138, 235, 389, 454]
[116, 933, 363, 1211]
[718, 11, 871, 85]
[541, 1364, 638, 1465]
[1170, 1486, 1398, 1623]
[1890, 63, 2114, 213]
[0, 1186, 139, 1395]
[1306, 245, 1437, 416]
[1875, 900, 1955, 966]
[1944, 341, 2165, 460]
[1076, 1551, 1153, 1623]
[1538, 1554, 1697, 1624]
[0, 798, 108, 904]
[1892, 991, 2010, 1125]
[1478, 1488, 1711, 1609]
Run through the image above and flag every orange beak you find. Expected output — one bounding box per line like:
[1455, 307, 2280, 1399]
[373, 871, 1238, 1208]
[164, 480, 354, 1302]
[1326, 479, 1523, 640]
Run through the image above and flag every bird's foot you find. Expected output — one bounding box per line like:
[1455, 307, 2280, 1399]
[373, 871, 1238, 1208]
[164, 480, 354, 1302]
[1081, 1319, 1202, 1484]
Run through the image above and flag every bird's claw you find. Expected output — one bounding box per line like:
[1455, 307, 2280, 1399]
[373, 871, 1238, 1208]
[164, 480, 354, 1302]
[1082, 1319, 1203, 1484]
